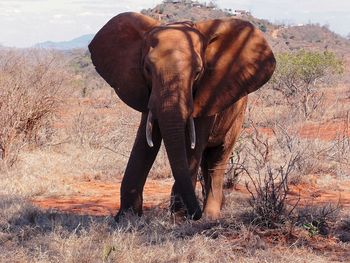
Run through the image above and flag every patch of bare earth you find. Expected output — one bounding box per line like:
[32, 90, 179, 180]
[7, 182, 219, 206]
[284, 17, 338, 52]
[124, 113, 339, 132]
[32, 179, 173, 216]
[32, 178, 350, 215]
[299, 120, 349, 141]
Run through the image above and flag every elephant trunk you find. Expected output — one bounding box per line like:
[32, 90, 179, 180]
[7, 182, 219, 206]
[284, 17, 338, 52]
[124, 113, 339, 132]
[146, 111, 196, 150]
[157, 111, 201, 219]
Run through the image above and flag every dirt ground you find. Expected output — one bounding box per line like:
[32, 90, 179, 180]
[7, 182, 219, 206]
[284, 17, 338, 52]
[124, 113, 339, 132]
[32, 178, 350, 217]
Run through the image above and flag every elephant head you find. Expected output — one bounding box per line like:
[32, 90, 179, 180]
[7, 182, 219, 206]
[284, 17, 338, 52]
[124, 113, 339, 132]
[89, 12, 275, 219]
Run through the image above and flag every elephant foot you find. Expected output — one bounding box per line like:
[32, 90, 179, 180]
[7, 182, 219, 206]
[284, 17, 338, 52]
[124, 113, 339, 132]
[170, 194, 202, 220]
[114, 208, 142, 222]
[187, 205, 202, 220]
[114, 211, 124, 222]
[203, 210, 221, 220]
[116, 191, 144, 222]
[203, 204, 221, 220]
[171, 208, 187, 223]
[170, 194, 186, 213]
[170, 195, 188, 220]
[183, 193, 202, 220]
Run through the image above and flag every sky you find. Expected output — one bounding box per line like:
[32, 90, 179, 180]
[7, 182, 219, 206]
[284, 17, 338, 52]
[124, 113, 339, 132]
[0, 0, 349, 48]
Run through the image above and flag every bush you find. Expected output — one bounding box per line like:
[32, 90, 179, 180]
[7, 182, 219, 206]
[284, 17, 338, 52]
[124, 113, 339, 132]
[259, 24, 267, 33]
[240, 124, 301, 228]
[0, 49, 69, 168]
[270, 50, 344, 119]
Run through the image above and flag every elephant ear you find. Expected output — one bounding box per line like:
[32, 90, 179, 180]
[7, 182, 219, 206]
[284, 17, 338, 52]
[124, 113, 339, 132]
[89, 12, 159, 112]
[193, 19, 276, 117]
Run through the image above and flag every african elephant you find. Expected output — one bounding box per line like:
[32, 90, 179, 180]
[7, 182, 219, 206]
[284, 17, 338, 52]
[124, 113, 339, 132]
[89, 12, 275, 220]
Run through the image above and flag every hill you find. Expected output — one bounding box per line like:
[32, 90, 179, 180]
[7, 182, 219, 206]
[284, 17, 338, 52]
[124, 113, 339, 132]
[141, 1, 350, 55]
[141, 1, 275, 34]
[267, 24, 350, 55]
[32, 1, 350, 55]
[34, 34, 94, 50]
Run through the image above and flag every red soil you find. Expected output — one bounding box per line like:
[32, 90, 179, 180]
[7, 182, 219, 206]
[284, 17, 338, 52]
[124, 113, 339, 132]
[33, 180, 173, 216]
[32, 179, 350, 216]
[245, 119, 349, 142]
[288, 181, 350, 208]
[299, 120, 349, 141]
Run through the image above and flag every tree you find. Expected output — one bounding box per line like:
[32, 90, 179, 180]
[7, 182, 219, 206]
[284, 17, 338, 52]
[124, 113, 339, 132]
[270, 50, 344, 118]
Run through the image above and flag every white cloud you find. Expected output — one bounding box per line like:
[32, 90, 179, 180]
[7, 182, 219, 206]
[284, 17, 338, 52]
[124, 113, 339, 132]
[78, 11, 114, 17]
[53, 14, 64, 19]
[78, 11, 92, 16]
[49, 19, 74, 24]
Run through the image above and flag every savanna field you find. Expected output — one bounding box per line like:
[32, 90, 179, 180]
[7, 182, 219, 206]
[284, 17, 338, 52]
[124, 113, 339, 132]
[1, 3, 350, 263]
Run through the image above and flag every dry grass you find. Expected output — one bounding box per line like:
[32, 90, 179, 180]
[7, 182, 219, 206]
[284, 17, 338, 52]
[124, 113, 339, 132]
[1, 195, 344, 263]
[0, 43, 350, 262]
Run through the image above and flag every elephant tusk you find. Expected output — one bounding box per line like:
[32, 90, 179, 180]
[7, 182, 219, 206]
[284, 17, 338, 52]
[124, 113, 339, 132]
[146, 111, 154, 147]
[189, 116, 196, 149]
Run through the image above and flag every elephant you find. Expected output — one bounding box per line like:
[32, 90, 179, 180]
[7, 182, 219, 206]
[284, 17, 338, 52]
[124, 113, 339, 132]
[89, 12, 276, 220]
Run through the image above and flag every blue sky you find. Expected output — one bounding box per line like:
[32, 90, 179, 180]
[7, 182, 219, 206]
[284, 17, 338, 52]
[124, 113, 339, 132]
[0, 0, 349, 47]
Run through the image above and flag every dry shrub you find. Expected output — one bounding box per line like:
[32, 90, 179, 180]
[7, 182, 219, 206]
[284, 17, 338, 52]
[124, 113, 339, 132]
[245, 164, 298, 228]
[325, 113, 350, 177]
[235, 117, 316, 184]
[296, 203, 340, 237]
[336, 218, 350, 242]
[228, 105, 323, 226]
[232, 124, 343, 233]
[0, 49, 70, 169]
[237, 122, 301, 228]
[243, 87, 349, 182]
[69, 110, 130, 151]
[229, 110, 345, 232]
[67, 108, 171, 179]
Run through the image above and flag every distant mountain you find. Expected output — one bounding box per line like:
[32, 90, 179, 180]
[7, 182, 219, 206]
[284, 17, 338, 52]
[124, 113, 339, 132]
[34, 34, 94, 50]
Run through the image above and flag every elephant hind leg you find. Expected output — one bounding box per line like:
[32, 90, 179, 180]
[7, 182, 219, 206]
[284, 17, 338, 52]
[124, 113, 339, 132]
[201, 145, 232, 220]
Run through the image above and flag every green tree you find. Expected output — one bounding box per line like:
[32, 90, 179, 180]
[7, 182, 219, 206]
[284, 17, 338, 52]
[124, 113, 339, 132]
[270, 50, 344, 118]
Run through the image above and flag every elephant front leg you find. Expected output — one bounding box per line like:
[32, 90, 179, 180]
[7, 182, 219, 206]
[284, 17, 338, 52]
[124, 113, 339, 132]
[116, 113, 162, 221]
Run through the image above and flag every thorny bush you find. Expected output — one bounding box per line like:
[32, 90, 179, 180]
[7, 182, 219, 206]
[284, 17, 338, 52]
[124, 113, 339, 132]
[0, 49, 70, 169]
